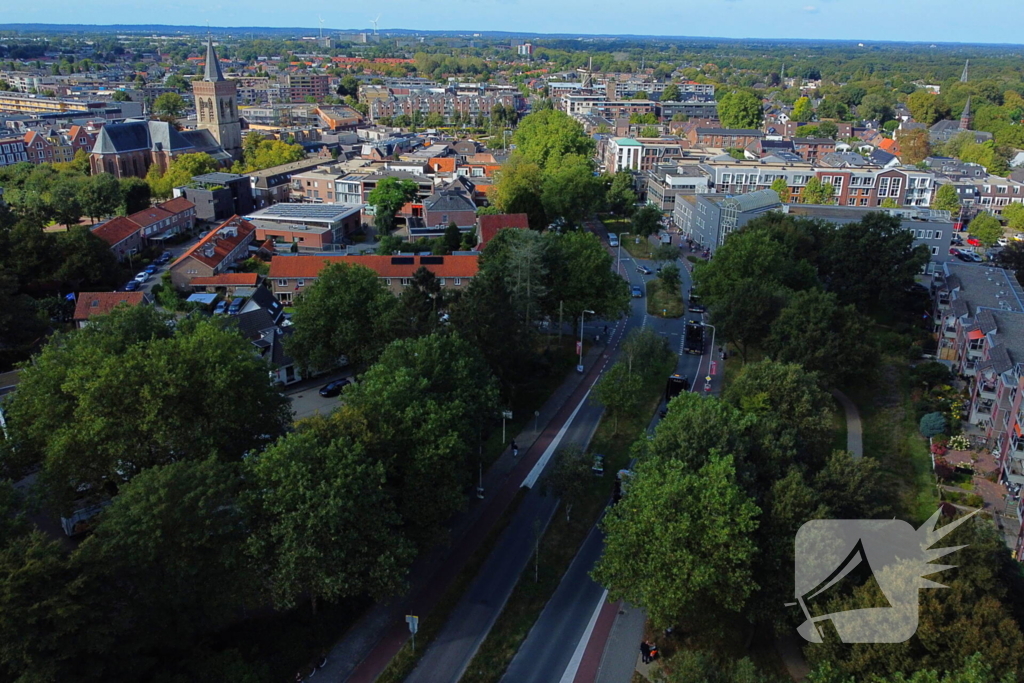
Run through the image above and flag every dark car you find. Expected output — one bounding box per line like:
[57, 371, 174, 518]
[213, 300, 229, 315]
[319, 378, 351, 398]
[955, 251, 974, 262]
[124, 280, 141, 291]
[144, 264, 158, 275]
[227, 297, 245, 315]
[631, 285, 644, 298]
[155, 252, 172, 265]
[636, 265, 652, 275]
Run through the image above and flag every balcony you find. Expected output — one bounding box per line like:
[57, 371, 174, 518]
[979, 382, 999, 400]
[1006, 458, 1024, 486]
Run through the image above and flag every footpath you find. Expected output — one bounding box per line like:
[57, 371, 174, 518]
[317, 333, 620, 682]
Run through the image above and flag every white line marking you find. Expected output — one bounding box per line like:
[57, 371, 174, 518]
[523, 386, 594, 488]
[559, 588, 610, 683]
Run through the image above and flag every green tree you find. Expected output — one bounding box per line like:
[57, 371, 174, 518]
[1, 307, 291, 508]
[546, 444, 591, 521]
[118, 176, 151, 214]
[146, 152, 219, 198]
[639, 125, 661, 138]
[53, 226, 120, 289]
[287, 262, 399, 372]
[606, 171, 637, 216]
[661, 83, 681, 102]
[709, 279, 787, 360]
[906, 90, 950, 126]
[802, 177, 835, 205]
[544, 230, 630, 321]
[111, 90, 130, 102]
[152, 92, 186, 118]
[368, 177, 418, 233]
[344, 334, 499, 541]
[770, 177, 791, 203]
[968, 212, 1003, 247]
[933, 183, 962, 211]
[244, 428, 414, 613]
[491, 154, 547, 230]
[880, 198, 900, 208]
[512, 109, 594, 168]
[817, 121, 839, 139]
[49, 177, 82, 228]
[816, 97, 849, 121]
[658, 262, 681, 289]
[765, 289, 874, 386]
[919, 412, 947, 438]
[78, 172, 122, 222]
[593, 362, 644, 434]
[593, 454, 760, 630]
[792, 96, 814, 123]
[717, 90, 763, 129]
[858, 93, 894, 122]
[1000, 202, 1024, 230]
[73, 458, 254, 646]
[540, 153, 604, 227]
[897, 128, 931, 165]
[443, 221, 462, 254]
[632, 203, 662, 238]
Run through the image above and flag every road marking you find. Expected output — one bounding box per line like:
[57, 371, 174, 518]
[559, 588, 609, 683]
[523, 386, 594, 488]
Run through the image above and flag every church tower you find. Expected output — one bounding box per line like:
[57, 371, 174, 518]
[192, 37, 242, 161]
[960, 97, 973, 131]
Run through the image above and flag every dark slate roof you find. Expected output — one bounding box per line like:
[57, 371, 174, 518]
[204, 36, 225, 82]
[234, 308, 277, 341]
[696, 127, 764, 137]
[180, 129, 231, 161]
[869, 148, 897, 166]
[425, 190, 476, 213]
[248, 286, 284, 323]
[92, 120, 194, 155]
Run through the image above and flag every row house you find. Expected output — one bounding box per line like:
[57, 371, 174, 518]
[686, 128, 764, 149]
[168, 216, 257, 289]
[0, 136, 29, 167]
[125, 197, 197, 240]
[22, 126, 95, 165]
[792, 137, 836, 163]
[955, 176, 1024, 215]
[368, 92, 523, 122]
[268, 254, 479, 303]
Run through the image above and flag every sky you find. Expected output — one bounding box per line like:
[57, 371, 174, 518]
[6, 0, 1024, 45]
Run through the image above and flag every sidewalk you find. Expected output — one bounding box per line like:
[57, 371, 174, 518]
[317, 334, 618, 682]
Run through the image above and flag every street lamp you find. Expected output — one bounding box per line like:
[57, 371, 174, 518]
[578, 309, 595, 373]
[701, 322, 716, 394]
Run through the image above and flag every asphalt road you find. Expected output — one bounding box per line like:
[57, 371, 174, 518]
[499, 233, 712, 683]
[403, 227, 706, 683]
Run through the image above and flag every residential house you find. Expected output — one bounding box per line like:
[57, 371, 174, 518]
[168, 216, 257, 288]
[476, 213, 529, 250]
[246, 203, 362, 252]
[0, 135, 29, 167]
[126, 197, 197, 241]
[247, 157, 326, 208]
[73, 291, 150, 328]
[422, 190, 477, 231]
[91, 216, 144, 261]
[268, 254, 479, 303]
[792, 137, 837, 163]
[189, 272, 260, 296]
[233, 308, 301, 385]
[685, 128, 763, 149]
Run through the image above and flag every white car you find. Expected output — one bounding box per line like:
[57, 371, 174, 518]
[998, 237, 1010, 247]
[134, 271, 150, 283]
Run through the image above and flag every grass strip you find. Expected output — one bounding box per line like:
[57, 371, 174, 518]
[646, 279, 684, 318]
[375, 487, 529, 683]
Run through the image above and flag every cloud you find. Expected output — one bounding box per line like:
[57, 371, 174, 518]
[802, 5, 819, 11]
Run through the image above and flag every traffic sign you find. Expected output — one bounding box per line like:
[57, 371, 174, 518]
[706, 375, 712, 382]
[502, 410, 513, 419]
[406, 615, 419, 634]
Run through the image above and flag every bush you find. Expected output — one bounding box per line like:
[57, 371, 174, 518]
[911, 361, 952, 389]
[934, 457, 955, 482]
[949, 434, 970, 451]
[919, 411, 946, 438]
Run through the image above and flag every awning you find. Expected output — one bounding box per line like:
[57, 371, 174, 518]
[967, 329, 985, 340]
[1015, 422, 1022, 438]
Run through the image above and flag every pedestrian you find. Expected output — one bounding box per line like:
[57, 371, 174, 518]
[604, 325, 609, 336]
[511, 439, 519, 457]
[648, 641, 659, 661]
[640, 640, 651, 664]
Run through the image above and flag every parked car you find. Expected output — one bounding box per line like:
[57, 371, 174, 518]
[155, 252, 172, 265]
[319, 378, 351, 398]
[144, 264, 158, 275]
[636, 265, 652, 275]
[631, 285, 643, 298]
[608, 233, 619, 247]
[213, 300, 229, 315]
[954, 250, 974, 262]
[227, 297, 245, 315]
[124, 280, 140, 291]
[134, 271, 150, 283]
[998, 237, 1010, 247]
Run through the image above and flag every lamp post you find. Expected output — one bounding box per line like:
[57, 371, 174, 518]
[578, 309, 594, 373]
[701, 322, 716, 394]
[617, 236, 622, 275]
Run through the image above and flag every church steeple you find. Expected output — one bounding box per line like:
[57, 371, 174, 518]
[960, 96, 973, 131]
[203, 35, 225, 82]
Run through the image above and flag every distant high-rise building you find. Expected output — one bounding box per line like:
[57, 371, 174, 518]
[192, 37, 242, 161]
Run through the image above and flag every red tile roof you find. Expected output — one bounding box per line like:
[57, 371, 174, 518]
[429, 157, 456, 174]
[73, 291, 148, 321]
[159, 197, 196, 215]
[91, 216, 142, 247]
[172, 216, 256, 270]
[190, 273, 260, 287]
[878, 138, 898, 153]
[269, 254, 479, 280]
[477, 213, 529, 250]
[127, 205, 174, 228]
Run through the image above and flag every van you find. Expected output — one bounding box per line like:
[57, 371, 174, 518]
[608, 233, 619, 247]
[228, 297, 245, 315]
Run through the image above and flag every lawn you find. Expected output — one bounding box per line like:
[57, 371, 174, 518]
[646, 279, 684, 318]
[620, 233, 656, 260]
[460, 365, 672, 683]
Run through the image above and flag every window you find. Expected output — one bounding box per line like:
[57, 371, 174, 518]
[878, 177, 891, 196]
[889, 177, 903, 197]
[401, 278, 410, 286]
[931, 246, 939, 255]
[297, 279, 304, 287]
[454, 278, 462, 286]
[926, 230, 934, 239]
[278, 279, 287, 287]
[439, 278, 446, 286]
[385, 278, 392, 286]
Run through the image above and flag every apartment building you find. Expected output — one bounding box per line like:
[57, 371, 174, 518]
[268, 253, 479, 303]
[644, 166, 712, 211]
[286, 73, 330, 103]
[686, 127, 764, 148]
[0, 136, 29, 167]
[673, 189, 783, 252]
[604, 137, 687, 173]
